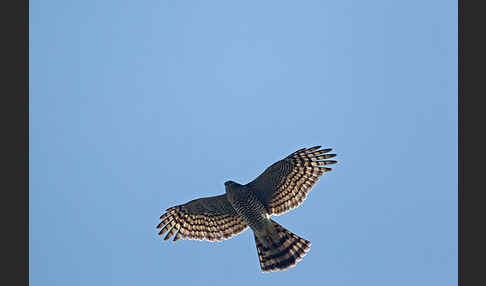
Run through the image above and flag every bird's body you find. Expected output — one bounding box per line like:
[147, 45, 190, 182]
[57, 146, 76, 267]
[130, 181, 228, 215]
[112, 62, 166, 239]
[225, 182, 269, 234]
[157, 146, 337, 272]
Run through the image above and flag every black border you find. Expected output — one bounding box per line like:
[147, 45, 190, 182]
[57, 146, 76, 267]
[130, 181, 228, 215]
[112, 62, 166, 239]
[459, 0, 485, 285]
[4, 0, 29, 285]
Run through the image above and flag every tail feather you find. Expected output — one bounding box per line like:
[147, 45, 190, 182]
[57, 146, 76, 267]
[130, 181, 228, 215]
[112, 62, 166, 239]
[254, 220, 311, 272]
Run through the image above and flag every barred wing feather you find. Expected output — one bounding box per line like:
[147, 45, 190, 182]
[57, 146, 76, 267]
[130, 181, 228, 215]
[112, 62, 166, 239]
[157, 194, 248, 242]
[248, 146, 337, 216]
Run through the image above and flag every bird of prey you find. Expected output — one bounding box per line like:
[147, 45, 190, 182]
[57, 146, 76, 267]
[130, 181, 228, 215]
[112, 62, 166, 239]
[157, 146, 337, 272]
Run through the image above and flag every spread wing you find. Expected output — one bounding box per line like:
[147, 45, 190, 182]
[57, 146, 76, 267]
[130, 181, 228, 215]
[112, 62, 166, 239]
[248, 146, 337, 216]
[157, 194, 248, 242]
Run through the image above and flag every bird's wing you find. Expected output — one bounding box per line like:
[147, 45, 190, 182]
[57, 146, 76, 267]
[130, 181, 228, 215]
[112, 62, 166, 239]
[157, 194, 248, 242]
[248, 146, 337, 216]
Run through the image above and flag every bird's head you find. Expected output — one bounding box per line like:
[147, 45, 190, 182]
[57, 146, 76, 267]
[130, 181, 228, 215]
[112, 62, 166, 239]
[224, 180, 236, 187]
[224, 180, 239, 193]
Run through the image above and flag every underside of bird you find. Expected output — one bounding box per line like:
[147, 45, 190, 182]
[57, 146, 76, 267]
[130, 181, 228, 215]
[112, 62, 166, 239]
[254, 219, 311, 272]
[157, 146, 336, 273]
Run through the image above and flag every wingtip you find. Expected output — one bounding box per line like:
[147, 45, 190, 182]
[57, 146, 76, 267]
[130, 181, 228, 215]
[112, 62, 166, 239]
[306, 145, 322, 152]
[163, 232, 172, 241]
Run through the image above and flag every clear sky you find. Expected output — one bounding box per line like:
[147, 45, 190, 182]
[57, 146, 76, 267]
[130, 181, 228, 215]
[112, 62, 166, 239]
[30, 1, 457, 285]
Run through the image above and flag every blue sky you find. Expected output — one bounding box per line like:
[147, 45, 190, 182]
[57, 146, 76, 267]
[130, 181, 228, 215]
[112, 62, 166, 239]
[30, 1, 457, 285]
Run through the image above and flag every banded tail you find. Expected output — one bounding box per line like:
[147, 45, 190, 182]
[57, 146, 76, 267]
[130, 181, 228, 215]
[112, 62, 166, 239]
[254, 219, 311, 272]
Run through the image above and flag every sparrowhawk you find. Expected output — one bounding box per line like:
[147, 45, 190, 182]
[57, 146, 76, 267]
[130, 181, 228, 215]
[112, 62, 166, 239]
[157, 146, 338, 272]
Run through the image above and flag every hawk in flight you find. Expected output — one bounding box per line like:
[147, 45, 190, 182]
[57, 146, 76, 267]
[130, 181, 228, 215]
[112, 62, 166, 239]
[157, 146, 337, 272]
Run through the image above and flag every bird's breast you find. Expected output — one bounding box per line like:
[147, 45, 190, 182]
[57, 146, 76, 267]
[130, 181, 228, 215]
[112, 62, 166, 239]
[227, 189, 269, 233]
